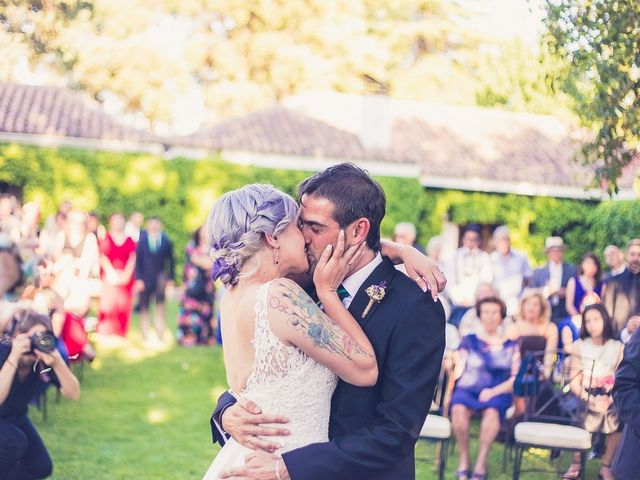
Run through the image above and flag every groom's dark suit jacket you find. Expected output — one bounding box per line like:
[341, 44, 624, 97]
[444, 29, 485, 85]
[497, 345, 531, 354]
[210, 258, 446, 480]
[612, 328, 640, 479]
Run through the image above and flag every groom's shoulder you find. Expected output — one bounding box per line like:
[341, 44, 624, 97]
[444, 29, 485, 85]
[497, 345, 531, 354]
[389, 269, 445, 317]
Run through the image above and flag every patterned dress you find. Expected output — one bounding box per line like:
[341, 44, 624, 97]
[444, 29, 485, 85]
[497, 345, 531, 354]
[451, 334, 520, 422]
[177, 242, 215, 345]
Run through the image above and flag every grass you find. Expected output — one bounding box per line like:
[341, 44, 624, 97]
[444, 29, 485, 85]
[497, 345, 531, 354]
[33, 301, 602, 479]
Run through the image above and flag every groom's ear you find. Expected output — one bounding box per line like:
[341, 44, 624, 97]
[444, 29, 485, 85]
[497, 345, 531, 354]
[349, 218, 370, 246]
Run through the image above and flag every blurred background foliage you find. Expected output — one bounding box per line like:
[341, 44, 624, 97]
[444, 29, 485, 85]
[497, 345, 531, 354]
[3, 143, 638, 276]
[0, 0, 571, 129]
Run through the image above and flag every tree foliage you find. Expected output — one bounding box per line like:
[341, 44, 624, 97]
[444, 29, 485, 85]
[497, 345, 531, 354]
[544, 0, 640, 193]
[0, 1, 567, 132]
[0, 0, 472, 127]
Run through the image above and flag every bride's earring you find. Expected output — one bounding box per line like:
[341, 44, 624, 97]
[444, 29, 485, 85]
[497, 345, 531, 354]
[273, 247, 279, 265]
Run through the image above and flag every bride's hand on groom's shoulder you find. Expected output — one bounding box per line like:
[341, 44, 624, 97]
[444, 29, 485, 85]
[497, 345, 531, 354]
[400, 246, 447, 301]
[313, 230, 365, 299]
[221, 397, 290, 453]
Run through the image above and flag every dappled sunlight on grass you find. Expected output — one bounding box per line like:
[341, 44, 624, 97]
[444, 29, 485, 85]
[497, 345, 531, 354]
[146, 407, 171, 425]
[92, 330, 176, 365]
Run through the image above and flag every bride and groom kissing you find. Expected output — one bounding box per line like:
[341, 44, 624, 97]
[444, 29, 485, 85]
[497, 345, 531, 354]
[203, 163, 446, 480]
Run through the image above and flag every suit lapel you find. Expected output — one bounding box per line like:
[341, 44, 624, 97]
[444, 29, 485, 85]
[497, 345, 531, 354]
[348, 258, 397, 328]
[562, 262, 572, 286]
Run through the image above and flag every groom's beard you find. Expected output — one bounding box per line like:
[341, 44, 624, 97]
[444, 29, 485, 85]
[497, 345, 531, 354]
[305, 246, 320, 276]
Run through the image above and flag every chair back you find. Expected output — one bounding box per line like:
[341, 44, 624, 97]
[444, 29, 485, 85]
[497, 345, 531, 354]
[430, 351, 458, 417]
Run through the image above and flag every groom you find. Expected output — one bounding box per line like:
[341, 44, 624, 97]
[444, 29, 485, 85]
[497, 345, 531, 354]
[212, 163, 446, 480]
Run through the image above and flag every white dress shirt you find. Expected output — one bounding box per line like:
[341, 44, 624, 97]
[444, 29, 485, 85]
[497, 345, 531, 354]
[341, 253, 383, 309]
[548, 261, 563, 290]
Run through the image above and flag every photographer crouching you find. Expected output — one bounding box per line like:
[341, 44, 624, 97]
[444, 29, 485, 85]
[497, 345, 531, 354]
[0, 310, 80, 480]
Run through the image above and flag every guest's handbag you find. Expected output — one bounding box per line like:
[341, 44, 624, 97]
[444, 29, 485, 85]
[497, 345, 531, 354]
[513, 352, 541, 397]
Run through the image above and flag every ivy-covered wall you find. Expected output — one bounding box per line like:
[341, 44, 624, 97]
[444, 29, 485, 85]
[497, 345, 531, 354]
[1, 142, 638, 276]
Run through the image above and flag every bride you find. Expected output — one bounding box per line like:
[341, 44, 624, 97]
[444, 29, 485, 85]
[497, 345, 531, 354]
[202, 184, 377, 479]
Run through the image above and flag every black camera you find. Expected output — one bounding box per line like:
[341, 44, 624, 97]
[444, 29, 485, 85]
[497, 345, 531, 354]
[30, 330, 57, 353]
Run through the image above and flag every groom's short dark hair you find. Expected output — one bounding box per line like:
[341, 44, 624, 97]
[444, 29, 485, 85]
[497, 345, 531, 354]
[297, 163, 386, 251]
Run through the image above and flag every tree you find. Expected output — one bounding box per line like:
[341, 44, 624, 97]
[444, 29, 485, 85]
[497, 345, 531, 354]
[544, 0, 640, 194]
[1, 0, 470, 130]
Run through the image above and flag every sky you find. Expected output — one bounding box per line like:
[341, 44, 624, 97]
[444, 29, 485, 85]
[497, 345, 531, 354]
[457, 0, 545, 44]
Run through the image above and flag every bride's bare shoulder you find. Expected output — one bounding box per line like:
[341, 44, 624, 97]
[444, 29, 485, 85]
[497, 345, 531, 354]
[267, 278, 314, 304]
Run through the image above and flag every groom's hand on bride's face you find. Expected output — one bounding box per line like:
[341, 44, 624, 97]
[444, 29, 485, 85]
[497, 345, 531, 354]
[221, 397, 290, 453]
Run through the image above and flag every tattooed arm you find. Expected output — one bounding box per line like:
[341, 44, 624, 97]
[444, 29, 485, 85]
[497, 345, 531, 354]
[268, 278, 377, 387]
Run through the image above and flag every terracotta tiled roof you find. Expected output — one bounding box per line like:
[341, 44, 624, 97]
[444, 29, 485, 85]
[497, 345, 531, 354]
[185, 95, 594, 189]
[391, 106, 589, 188]
[182, 106, 395, 162]
[1, 82, 631, 195]
[0, 82, 158, 143]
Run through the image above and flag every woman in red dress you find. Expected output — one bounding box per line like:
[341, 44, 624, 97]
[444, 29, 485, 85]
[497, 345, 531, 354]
[98, 213, 136, 336]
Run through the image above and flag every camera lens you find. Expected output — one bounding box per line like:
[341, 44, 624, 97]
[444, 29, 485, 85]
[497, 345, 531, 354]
[31, 331, 57, 353]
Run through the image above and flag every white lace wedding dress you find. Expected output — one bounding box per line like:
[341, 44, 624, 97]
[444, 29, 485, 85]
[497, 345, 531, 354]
[203, 281, 338, 479]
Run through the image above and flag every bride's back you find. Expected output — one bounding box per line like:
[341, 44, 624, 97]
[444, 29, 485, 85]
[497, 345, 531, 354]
[219, 283, 262, 393]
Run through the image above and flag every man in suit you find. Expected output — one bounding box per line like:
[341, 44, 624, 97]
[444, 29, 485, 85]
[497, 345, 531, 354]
[134, 216, 174, 343]
[604, 239, 640, 341]
[612, 328, 640, 479]
[530, 236, 577, 323]
[213, 163, 446, 480]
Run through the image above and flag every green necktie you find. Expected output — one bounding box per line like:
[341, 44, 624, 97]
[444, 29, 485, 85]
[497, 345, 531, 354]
[149, 235, 158, 253]
[337, 284, 350, 303]
[310, 284, 349, 306]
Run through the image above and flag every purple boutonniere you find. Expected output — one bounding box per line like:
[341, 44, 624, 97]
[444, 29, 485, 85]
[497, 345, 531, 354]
[362, 281, 387, 318]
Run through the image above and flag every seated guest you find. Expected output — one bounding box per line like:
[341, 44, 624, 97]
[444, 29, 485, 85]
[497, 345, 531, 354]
[458, 282, 513, 337]
[558, 290, 601, 355]
[530, 236, 577, 323]
[603, 239, 640, 341]
[510, 289, 558, 416]
[510, 289, 558, 376]
[0, 310, 81, 479]
[450, 297, 520, 480]
[563, 304, 623, 480]
[393, 222, 424, 253]
[490, 226, 532, 315]
[565, 252, 606, 319]
[445, 224, 493, 327]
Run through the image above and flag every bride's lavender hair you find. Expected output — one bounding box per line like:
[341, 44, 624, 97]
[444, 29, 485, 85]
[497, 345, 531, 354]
[206, 184, 299, 286]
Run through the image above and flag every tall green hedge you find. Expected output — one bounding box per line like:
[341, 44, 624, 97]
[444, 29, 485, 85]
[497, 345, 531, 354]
[1, 142, 638, 277]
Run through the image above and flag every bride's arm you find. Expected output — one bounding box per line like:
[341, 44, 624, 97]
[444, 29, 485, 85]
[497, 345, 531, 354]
[268, 234, 377, 387]
[268, 277, 377, 387]
[380, 239, 446, 299]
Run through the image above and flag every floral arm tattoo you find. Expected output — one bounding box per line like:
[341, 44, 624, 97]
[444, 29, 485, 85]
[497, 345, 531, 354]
[269, 281, 373, 360]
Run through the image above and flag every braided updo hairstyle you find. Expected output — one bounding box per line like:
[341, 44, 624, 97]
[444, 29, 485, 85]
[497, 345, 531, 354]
[206, 184, 299, 287]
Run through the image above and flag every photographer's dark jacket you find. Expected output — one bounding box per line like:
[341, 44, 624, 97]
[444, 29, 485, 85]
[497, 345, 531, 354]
[0, 346, 58, 419]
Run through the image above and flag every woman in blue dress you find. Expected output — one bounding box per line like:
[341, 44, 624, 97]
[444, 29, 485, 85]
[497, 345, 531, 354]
[561, 253, 605, 354]
[450, 296, 520, 480]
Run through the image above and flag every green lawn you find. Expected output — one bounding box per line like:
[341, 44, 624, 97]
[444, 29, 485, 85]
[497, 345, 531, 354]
[33, 301, 601, 479]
